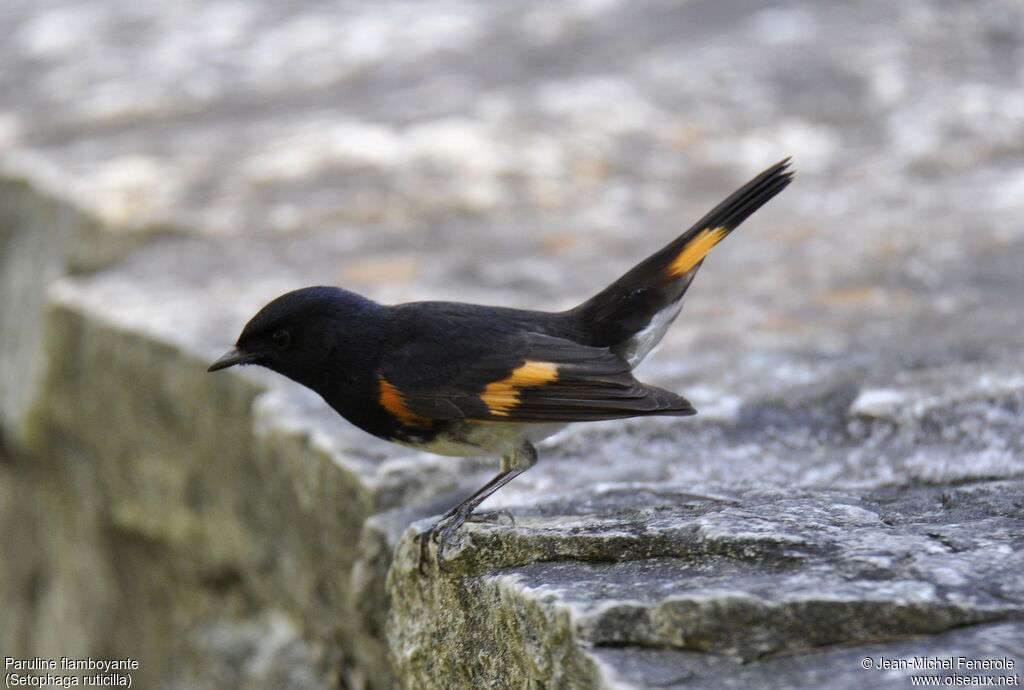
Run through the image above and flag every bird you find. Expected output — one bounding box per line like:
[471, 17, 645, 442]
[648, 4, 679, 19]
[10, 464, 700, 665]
[207, 158, 793, 567]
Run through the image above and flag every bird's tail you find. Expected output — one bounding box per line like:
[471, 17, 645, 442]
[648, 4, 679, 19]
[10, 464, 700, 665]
[571, 158, 793, 366]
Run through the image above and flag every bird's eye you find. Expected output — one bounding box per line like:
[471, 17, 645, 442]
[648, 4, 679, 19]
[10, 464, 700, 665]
[271, 329, 291, 350]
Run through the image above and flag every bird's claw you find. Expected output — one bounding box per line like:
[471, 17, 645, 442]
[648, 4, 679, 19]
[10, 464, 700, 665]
[415, 507, 476, 573]
[466, 509, 515, 527]
[435, 508, 471, 566]
[416, 504, 519, 574]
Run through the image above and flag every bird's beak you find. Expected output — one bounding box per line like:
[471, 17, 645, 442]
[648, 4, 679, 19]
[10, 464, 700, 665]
[207, 347, 260, 372]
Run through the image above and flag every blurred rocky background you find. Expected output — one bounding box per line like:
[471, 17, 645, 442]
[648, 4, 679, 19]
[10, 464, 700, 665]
[2, 0, 1023, 688]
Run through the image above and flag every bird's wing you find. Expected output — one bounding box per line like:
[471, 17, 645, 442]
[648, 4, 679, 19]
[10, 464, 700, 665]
[377, 329, 694, 424]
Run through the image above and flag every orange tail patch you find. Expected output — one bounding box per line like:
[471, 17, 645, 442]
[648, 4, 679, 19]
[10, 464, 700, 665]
[667, 226, 728, 279]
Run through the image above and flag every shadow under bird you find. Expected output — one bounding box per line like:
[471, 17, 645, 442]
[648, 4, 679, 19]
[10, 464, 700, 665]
[208, 159, 793, 567]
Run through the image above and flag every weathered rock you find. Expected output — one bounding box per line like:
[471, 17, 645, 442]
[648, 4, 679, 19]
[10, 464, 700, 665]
[0, 177, 143, 447]
[0, 451, 116, 663]
[18, 230, 1022, 686]
[16, 268, 484, 689]
[593, 622, 1024, 690]
[155, 612, 338, 690]
[388, 482, 1024, 688]
[2, 0, 1024, 688]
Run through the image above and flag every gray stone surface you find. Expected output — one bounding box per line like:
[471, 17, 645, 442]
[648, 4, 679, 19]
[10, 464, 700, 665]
[388, 483, 1024, 687]
[0, 178, 142, 446]
[593, 622, 1024, 690]
[1, 0, 1023, 688]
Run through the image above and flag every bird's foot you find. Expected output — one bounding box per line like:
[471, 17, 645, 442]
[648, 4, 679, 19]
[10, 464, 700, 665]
[415, 505, 482, 573]
[435, 506, 473, 566]
[466, 509, 515, 527]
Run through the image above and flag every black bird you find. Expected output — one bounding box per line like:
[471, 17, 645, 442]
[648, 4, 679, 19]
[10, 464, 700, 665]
[208, 159, 793, 565]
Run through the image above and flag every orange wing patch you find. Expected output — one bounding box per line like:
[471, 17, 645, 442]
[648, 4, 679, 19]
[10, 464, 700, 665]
[481, 361, 559, 417]
[378, 377, 433, 428]
[667, 226, 728, 278]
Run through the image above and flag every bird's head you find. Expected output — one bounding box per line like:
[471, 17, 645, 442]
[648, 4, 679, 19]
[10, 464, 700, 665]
[207, 286, 385, 389]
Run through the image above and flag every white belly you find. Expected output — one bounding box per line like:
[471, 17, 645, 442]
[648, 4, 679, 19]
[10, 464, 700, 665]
[396, 421, 566, 458]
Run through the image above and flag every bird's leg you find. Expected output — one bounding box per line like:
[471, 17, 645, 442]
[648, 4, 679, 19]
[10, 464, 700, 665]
[436, 441, 537, 563]
[418, 441, 537, 571]
[417, 466, 513, 572]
